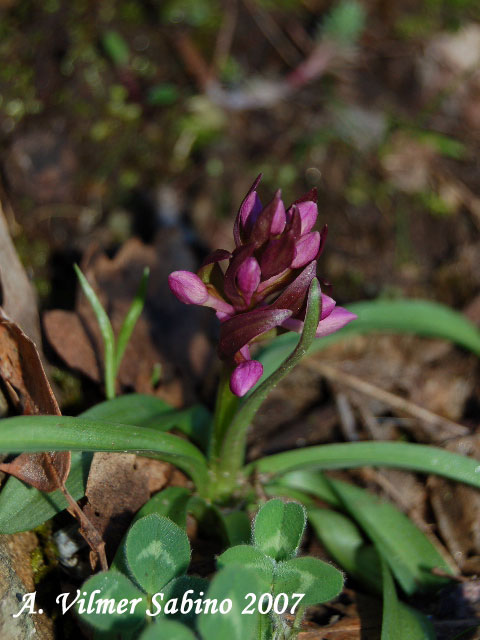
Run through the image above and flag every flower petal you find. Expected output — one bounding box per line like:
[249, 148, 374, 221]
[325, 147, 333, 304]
[168, 271, 209, 305]
[291, 231, 320, 269]
[321, 293, 336, 320]
[230, 360, 263, 397]
[297, 201, 318, 235]
[224, 243, 256, 308]
[315, 306, 357, 337]
[233, 174, 263, 245]
[237, 256, 261, 302]
[270, 261, 317, 316]
[260, 233, 296, 280]
[270, 198, 286, 234]
[219, 308, 292, 358]
[251, 190, 284, 245]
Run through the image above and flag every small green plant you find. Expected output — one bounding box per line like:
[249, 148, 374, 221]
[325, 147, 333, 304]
[1, 177, 480, 637]
[74, 264, 150, 399]
[77, 499, 344, 639]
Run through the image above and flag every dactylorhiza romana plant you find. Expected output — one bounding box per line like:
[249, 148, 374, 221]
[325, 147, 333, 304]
[3, 176, 480, 638]
[168, 174, 356, 398]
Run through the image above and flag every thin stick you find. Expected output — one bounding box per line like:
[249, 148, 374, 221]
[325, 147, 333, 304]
[304, 360, 468, 441]
[44, 455, 108, 571]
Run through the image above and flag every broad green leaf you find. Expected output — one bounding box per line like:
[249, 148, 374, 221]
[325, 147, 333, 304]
[0, 415, 209, 493]
[134, 487, 191, 528]
[327, 477, 453, 594]
[249, 441, 480, 492]
[115, 267, 149, 373]
[159, 576, 210, 626]
[381, 558, 435, 639]
[308, 507, 382, 593]
[126, 515, 190, 594]
[253, 499, 306, 561]
[140, 620, 195, 640]
[0, 451, 92, 533]
[77, 571, 146, 632]
[197, 566, 261, 640]
[257, 299, 480, 381]
[273, 556, 344, 605]
[217, 545, 274, 592]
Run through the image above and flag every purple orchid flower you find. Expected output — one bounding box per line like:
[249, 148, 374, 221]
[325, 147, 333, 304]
[169, 175, 356, 397]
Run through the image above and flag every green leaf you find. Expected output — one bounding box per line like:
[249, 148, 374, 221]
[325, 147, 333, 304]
[159, 575, 210, 627]
[102, 30, 130, 66]
[253, 499, 306, 561]
[249, 441, 480, 492]
[217, 545, 274, 592]
[217, 278, 321, 483]
[74, 264, 116, 399]
[326, 477, 453, 594]
[308, 507, 382, 593]
[140, 620, 195, 640]
[81, 393, 172, 424]
[221, 510, 252, 546]
[272, 470, 342, 508]
[257, 299, 480, 381]
[126, 515, 190, 594]
[381, 558, 435, 639]
[0, 394, 193, 534]
[115, 267, 149, 373]
[134, 487, 191, 528]
[0, 414, 209, 493]
[77, 571, 146, 632]
[273, 556, 344, 605]
[0, 451, 92, 534]
[82, 394, 212, 450]
[197, 566, 261, 640]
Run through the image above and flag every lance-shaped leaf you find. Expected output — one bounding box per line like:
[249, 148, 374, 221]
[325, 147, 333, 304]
[0, 415, 209, 493]
[219, 308, 292, 358]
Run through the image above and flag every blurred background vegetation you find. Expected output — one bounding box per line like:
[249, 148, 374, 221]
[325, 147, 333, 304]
[1, 0, 480, 314]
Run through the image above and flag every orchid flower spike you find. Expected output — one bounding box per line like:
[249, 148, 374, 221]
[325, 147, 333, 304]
[169, 175, 356, 396]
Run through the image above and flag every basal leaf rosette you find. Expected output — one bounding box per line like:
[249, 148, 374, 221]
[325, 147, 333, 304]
[169, 175, 356, 397]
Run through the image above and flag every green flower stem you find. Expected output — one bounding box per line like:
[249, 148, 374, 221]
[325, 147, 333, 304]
[212, 279, 321, 500]
[209, 364, 238, 462]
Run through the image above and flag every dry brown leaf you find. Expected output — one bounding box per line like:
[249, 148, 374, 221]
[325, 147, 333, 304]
[0, 308, 70, 491]
[429, 436, 480, 574]
[82, 452, 171, 557]
[0, 193, 41, 346]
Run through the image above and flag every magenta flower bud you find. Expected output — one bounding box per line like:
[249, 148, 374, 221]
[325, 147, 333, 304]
[168, 271, 209, 305]
[291, 231, 320, 269]
[230, 360, 263, 397]
[236, 256, 261, 302]
[240, 191, 262, 234]
[270, 198, 286, 234]
[297, 201, 318, 235]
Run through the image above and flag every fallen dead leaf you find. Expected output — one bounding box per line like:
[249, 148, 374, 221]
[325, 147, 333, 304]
[429, 436, 480, 574]
[0, 309, 70, 491]
[82, 453, 173, 559]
